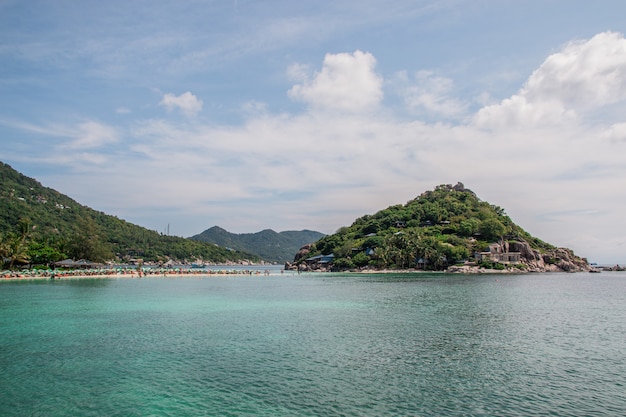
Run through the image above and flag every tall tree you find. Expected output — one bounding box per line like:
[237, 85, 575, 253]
[0, 218, 32, 268]
[67, 216, 114, 262]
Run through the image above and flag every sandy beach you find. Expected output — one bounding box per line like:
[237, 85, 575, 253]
[1, 268, 278, 281]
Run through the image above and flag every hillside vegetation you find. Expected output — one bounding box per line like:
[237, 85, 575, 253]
[191, 226, 325, 263]
[294, 183, 588, 272]
[0, 162, 258, 267]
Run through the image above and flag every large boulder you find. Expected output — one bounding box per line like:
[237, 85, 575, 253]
[508, 241, 589, 272]
[509, 241, 539, 261]
[293, 243, 313, 263]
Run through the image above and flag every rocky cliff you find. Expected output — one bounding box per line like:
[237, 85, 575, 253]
[447, 241, 591, 273]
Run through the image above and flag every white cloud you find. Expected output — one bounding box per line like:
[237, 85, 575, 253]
[602, 122, 626, 142]
[159, 91, 203, 116]
[66, 121, 119, 149]
[0, 119, 118, 150]
[525, 32, 626, 108]
[474, 31, 626, 129]
[286, 63, 309, 82]
[288, 50, 383, 112]
[394, 70, 467, 118]
[241, 100, 268, 116]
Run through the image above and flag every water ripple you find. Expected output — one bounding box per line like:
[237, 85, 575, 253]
[1, 273, 625, 416]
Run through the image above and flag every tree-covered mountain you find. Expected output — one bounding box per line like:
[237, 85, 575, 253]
[0, 162, 258, 266]
[292, 183, 589, 272]
[190, 226, 325, 263]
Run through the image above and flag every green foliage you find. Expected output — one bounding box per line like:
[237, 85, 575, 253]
[479, 218, 508, 241]
[362, 235, 383, 249]
[458, 218, 481, 237]
[332, 257, 355, 269]
[190, 226, 324, 262]
[352, 252, 370, 267]
[27, 242, 65, 265]
[0, 162, 259, 264]
[478, 261, 507, 270]
[0, 217, 31, 268]
[308, 182, 555, 271]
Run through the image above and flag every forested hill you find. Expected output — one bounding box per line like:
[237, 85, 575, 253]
[294, 183, 589, 272]
[0, 161, 258, 266]
[190, 226, 325, 263]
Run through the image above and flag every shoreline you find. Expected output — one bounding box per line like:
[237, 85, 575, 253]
[1, 268, 281, 281]
[3, 264, 608, 281]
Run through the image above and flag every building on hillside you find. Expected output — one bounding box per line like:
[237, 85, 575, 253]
[305, 254, 335, 266]
[475, 242, 521, 264]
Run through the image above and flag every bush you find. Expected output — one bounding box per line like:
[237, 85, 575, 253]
[478, 261, 506, 270]
[333, 258, 355, 270]
[352, 252, 370, 267]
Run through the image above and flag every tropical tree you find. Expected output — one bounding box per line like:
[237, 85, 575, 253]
[27, 242, 65, 266]
[0, 218, 32, 268]
[67, 216, 114, 262]
[479, 218, 507, 241]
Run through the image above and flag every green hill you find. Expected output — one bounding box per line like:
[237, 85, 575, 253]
[190, 226, 325, 263]
[293, 183, 589, 272]
[0, 161, 258, 267]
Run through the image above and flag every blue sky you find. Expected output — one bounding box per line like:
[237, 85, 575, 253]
[2, 0, 626, 264]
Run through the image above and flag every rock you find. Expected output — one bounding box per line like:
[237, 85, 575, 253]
[509, 241, 538, 261]
[293, 243, 313, 263]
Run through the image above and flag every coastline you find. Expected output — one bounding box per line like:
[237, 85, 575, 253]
[3, 262, 609, 281]
[1, 267, 278, 281]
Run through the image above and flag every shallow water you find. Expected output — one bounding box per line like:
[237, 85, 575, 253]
[1, 272, 625, 416]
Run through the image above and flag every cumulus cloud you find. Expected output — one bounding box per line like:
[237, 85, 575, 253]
[288, 50, 383, 112]
[474, 31, 626, 129]
[159, 91, 203, 116]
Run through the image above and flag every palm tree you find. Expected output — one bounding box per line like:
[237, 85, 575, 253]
[418, 236, 445, 270]
[1, 218, 32, 269]
[1, 232, 30, 269]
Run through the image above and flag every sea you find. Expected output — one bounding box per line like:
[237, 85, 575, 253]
[1, 269, 624, 416]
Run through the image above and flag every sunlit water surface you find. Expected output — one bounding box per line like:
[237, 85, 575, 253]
[1, 272, 625, 416]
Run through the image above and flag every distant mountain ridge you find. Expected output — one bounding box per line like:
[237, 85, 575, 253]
[190, 226, 325, 263]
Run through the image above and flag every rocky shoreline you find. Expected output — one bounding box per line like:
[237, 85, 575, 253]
[287, 241, 595, 274]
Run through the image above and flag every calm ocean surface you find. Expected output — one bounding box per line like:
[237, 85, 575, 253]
[1, 271, 625, 416]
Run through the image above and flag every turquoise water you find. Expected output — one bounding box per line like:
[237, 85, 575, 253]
[1, 272, 625, 416]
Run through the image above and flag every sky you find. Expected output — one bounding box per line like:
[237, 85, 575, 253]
[1, 0, 626, 264]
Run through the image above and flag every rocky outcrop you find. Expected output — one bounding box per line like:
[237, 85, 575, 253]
[507, 240, 589, 272]
[544, 247, 590, 272]
[293, 243, 313, 262]
[448, 241, 591, 273]
[285, 243, 314, 270]
[508, 241, 540, 262]
[469, 240, 589, 273]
